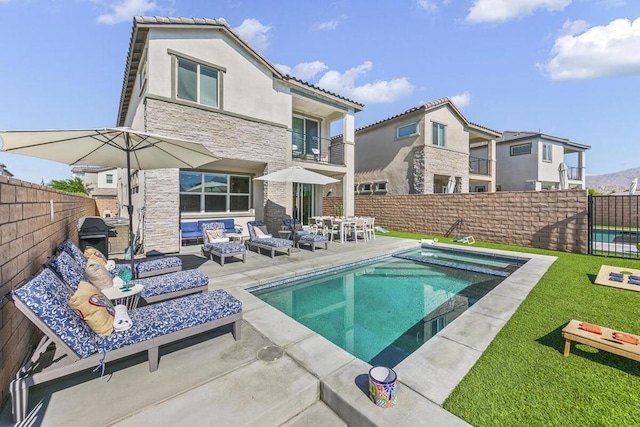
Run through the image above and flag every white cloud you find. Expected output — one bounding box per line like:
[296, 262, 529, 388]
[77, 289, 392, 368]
[311, 15, 347, 31]
[275, 61, 329, 80]
[233, 18, 272, 51]
[540, 18, 640, 80]
[416, 0, 437, 13]
[316, 61, 415, 104]
[450, 91, 471, 109]
[466, 0, 572, 23]
[97, 0, 159, 24]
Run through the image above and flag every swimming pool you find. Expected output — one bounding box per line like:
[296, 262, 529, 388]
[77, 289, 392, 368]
[592, 228, 640, 244]
[251, 250, 525, 367]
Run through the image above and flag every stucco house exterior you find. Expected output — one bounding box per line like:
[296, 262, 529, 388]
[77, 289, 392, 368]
[116, 17, 362, 254]
[496, 131, 589, 191]
[331, 98, 500, 196]
[72, 166, 119, 218]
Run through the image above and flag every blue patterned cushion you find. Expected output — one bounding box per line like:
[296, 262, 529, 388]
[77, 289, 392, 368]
[135, 269, 209, 299]
[98, 290, 242, 352]
[12, 269, 98, 358]
[247, 221, 264, 241]
[129, 257, 182, 275]
[59, 240, 88, 270]
[204, 242, 247, 254]
[48, 251, 88, 290]
[252, 237, 293, 247]
[59, 239, 182, 276]
[298, 234, 329, 243]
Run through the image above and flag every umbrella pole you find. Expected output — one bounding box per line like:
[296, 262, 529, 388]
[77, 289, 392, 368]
[125, 135, 136, 279]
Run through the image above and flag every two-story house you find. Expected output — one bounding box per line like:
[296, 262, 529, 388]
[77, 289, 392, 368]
[116, 17, 362, 254]
[72, 166, 119, 218]
[332, 98, 500, 196]
[496, 131, 589, 191]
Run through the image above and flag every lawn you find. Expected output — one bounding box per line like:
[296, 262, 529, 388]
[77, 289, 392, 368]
[385, 231, 640, 426]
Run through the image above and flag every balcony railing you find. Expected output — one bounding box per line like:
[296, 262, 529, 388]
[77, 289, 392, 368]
[291, 132, 344, 166]
[567, 166, 583, 181]
[469, 156, 489, 175]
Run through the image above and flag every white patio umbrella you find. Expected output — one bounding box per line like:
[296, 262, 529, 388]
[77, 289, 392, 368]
[254, 166, 339, 221]
[630, 178, 638, 196]
[558, 162, 568, 190]
[446, 176, 456, 193]
[0, 127, 219, 276]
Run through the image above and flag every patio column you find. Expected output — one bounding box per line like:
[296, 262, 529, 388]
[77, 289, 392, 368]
[343, 111, 356, 217]
[578, 151, 586, 189]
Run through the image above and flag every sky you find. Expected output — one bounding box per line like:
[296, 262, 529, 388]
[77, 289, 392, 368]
[0, 0, 639, 184]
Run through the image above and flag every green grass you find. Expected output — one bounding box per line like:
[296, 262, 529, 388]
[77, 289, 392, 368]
[384, 231, 640, 426]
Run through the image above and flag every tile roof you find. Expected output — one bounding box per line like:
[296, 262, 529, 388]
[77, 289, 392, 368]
[117, 16, 362, 126]
[332, 97, 500, 139]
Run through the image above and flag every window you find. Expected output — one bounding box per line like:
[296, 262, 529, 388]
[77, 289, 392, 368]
[354, 184, 360, 195]
[374, 182, 388, 193]
[177, 57, 219, 108]
[542, 143, 552, 162]
[432, 122, 446, 147]
[360, 183, 372, 194]
[510, 143, 531, 156]
[179, 171, 251, 213]
[138, 48, 147, 92]
[397, 123, 418, 138]
[106, 174, 113, 184]
[475, 186, 486, 192]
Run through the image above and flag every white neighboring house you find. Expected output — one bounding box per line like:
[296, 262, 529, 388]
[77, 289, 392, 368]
[496, 132, 590, 191]
[116, 17, 362, 254]
[72, 166, 120, 217]
[0, 163, 14, 178]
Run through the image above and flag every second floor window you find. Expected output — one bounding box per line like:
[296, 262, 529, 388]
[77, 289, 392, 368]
[542, 143, 552, 162]
[432, 122, 446, 147]
[106, 174, 113, 184]
[177, 57, 219, 108]
[397, 123, 418, 138]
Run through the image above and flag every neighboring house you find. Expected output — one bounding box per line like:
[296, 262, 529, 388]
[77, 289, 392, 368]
[0, 163, 13, 178]
[72, 166, 119, 217]
[116, 17, 362, 253]
[333, 98, 500, 196]
[496, 132, 589, 191]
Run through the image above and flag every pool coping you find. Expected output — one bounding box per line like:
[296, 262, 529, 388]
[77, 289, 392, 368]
[227, 241, 557, 425]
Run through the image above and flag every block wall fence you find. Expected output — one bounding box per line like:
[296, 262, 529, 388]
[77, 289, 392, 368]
[0, 176, 97, 407]
[324, 190, 589, 254]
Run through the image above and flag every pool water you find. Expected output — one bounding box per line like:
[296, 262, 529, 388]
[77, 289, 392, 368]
[592, 228, 640, 244]
[252, 255, 510, 367]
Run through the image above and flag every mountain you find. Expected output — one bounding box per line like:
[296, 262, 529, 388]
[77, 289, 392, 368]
[586, 167, 640, 193]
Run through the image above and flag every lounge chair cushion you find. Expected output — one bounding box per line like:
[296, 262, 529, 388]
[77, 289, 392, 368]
[252, 237, 293, 247]
[59, 240, 182, 277]
[98, 290, 242, 352]
[48, 251, 209, 300]
[204, 241, 247, 254]
[298, 234, 329, 243]
[85, 259, 114, 290]
[69, 281, 115, 336]
[12, 269, 99, 358]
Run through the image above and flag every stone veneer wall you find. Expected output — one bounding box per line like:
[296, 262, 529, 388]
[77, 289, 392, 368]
[324, 190, 588, 253]
[143, 99, 290, 252]
[0, 176, 97, 407]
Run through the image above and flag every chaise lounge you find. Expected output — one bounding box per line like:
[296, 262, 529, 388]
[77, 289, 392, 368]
[283, 218, 329, 252]
[201, 222, 247, 266]
[246, 221, 293, 258]
[59, 240, 182, 279]
[7, 268, 242, 423]
[48, 251, 209, 304]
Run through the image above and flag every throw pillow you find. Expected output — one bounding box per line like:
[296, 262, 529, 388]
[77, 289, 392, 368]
[69, 281, 115, 336]
[209, 237, 230, 244]
[84, 246, 108, 265]
[86, 258, 114, 290]
[205, 229, 226, 242]
[254, 225, 269, 237]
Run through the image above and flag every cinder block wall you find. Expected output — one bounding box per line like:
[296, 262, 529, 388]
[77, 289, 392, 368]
[324, 190, 588, 253]
[591, 195, 640, 228]
[0, 176, 97, 407]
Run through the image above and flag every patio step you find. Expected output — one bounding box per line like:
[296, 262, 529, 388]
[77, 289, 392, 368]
[280, 401, 347, 427]
[113, 355, 319, 426]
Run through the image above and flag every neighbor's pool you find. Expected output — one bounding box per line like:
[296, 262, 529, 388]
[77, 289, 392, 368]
[592, 228, 640, 244]
[251, 248, 527, 367]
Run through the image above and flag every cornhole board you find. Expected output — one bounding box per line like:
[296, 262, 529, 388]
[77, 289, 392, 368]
[594, 265, 640, 292]
[562, 319, 640, 362]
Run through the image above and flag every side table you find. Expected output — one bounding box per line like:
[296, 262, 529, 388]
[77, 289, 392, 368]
[277, 230, 292, 240]
[101, 283, 144, 309]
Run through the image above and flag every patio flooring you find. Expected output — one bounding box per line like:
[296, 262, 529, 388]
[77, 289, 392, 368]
[0, 236, 556, 426]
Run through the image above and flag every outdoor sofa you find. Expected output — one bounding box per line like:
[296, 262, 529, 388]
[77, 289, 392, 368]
[60, 239, 182, 279]
[48, 251, 209, 304]
[246, 220, 293, 258]
[201, 222, 246, 266]
[180, 218, 237, 245]
[6, 268, 242, 423]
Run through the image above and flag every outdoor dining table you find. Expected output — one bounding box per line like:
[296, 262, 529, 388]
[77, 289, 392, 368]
[332, 217, 357, 243]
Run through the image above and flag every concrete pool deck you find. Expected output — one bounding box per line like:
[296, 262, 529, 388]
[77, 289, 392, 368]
[0, 237, 556, 426]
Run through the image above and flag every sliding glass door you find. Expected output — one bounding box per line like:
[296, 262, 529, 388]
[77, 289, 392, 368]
[293, 183, 315, 225]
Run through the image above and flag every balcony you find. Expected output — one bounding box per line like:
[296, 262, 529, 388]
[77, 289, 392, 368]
[469, 156, 489, 175]
[567, 166, 583, 181]
[292, 132, 344, 166]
